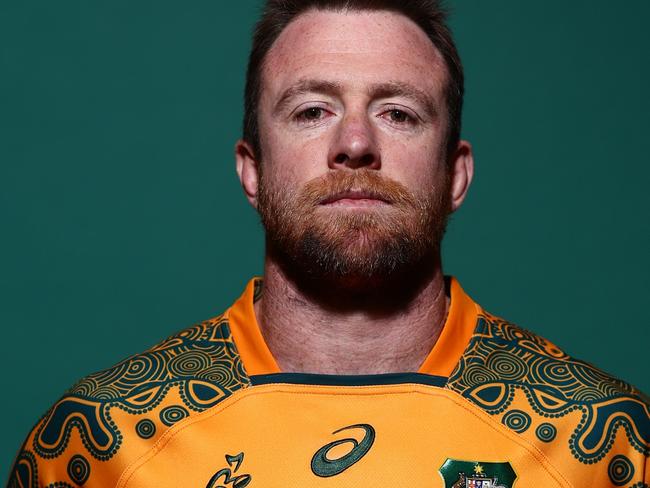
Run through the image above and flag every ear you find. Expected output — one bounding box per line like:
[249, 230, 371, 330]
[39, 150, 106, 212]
[235, 139, 260, 209]
[448, 140, 474, 212]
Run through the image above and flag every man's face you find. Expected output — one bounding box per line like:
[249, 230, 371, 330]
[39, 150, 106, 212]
[243, 9, 464, 289]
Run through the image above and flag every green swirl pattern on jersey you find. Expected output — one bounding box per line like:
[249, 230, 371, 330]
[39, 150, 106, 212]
[8, 315, 249, 488]
[447, 312, 650, 469]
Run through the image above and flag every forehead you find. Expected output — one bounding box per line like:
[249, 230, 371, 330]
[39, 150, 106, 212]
[261, 9, 447, 101]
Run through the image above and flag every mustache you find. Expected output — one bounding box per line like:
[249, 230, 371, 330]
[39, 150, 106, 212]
[299, 170, 417, 207]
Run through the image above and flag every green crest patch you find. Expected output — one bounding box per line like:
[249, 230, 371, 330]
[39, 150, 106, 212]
[439, 458, 516, 488]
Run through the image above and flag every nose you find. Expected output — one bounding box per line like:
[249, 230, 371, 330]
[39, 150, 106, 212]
[328, 113, 381, 170]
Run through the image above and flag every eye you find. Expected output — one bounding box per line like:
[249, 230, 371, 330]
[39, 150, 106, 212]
[295, 106, 328, 123]
[379, 106, 417, 127]
[387, 109, 410, 123]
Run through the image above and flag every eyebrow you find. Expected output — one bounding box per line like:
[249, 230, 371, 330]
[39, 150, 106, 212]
[273, 78, 439, 119]
[274, 79, 343, 114]
[369, 81, 439, 119]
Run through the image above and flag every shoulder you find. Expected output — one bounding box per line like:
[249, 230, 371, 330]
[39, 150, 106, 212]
[448, 310, 649, 409]
[447, 310, 649, 482]
[8, 312, 250, 487]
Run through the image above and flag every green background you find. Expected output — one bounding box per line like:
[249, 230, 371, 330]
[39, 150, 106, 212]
[1, 0, 648, 478]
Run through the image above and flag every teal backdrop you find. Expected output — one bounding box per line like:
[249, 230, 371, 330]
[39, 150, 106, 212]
[1, 0, 648, 478]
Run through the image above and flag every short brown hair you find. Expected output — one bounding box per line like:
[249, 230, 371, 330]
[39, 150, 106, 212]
[243, 0, 464, 161]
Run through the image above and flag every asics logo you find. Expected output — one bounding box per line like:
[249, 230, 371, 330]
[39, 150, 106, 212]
[311, 423, 375, 477]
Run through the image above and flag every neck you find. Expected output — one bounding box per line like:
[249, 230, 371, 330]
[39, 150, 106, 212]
[254, 257, 449, 375]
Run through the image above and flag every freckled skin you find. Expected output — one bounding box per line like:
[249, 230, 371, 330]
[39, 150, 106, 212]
[235, 9, 474, 374]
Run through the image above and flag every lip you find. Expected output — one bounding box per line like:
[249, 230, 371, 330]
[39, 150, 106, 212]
[320, 190, 390, 206]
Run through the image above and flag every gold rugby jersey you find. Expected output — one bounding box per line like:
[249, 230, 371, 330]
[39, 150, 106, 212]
[8, 278, 649, 487]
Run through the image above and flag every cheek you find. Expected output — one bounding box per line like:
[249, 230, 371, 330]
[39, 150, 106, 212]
[261, 126, 330, 188]
[380, 141, 443, 196]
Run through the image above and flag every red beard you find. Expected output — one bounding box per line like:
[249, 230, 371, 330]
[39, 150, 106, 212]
[257, 168, 451, 290]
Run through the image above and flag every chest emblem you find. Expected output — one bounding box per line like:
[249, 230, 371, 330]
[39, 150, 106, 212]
[206, 452, 251, 488]
[439, 459, 516, 488]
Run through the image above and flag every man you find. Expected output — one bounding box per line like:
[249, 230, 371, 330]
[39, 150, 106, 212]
[8, 0, 649, 486]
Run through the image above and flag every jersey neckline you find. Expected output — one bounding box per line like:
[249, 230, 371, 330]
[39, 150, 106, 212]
[226, 276, 480, 378]
[248, 372, 448, 387]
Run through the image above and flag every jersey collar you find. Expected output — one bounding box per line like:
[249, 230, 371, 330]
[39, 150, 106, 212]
[226, 276, 480, 378]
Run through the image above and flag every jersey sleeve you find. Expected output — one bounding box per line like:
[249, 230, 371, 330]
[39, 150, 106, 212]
[7, 397, 110, 486]
[7, 313, 249, 487]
